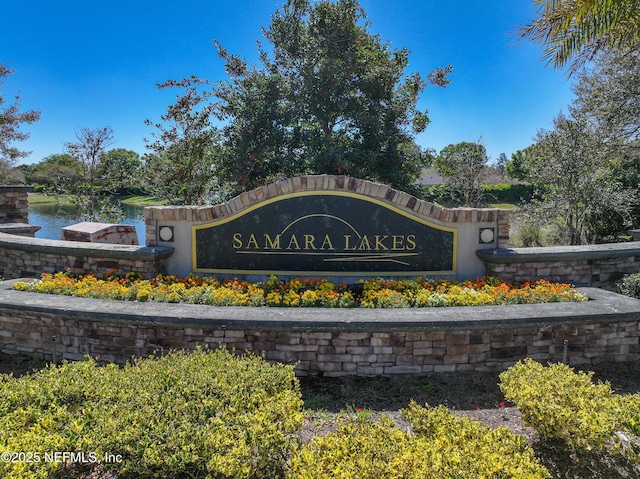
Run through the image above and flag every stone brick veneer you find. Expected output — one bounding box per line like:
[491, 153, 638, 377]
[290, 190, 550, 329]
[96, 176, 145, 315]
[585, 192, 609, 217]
[477, 242, 640, 290]
[1, 283, 638, 375]
[145, 176, 510, 245]
[0, 185, 32, 223]
[0, 232, 173, 280]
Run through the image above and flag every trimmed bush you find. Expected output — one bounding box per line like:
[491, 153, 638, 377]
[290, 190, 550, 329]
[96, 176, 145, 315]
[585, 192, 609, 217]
[287, 404, 548, 479]
[499, 359, 628, 453]
[0, 347, 304, 479]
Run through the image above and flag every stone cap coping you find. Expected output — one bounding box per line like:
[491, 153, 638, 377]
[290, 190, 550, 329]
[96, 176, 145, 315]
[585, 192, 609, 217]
[476, 241, 640, 264]
[1, 279, 638, 332]
[0, 223, 41, 234]
[144, 175, 511, 224]
[0, 232, 173, 261]
[0, 185, 34, 192]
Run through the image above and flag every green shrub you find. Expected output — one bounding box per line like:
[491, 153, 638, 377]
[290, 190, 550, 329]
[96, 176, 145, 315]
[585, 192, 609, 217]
[618, 272, 640, 299]
[288, 404, 548, 479]
[499, 359, 625, 452]
[482, 183, 534, 204]
[0, 347, 304, 479]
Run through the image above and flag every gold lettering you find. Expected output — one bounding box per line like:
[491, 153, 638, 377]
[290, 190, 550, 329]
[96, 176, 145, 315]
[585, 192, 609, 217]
[406, 234, 417, 250]
[392, 235, 404, 250]
[264, 234, 281, 249]
[320, 234, 334, 250]
[287, 234, 301, 250]
[358, 235, 372, 251]
[246, 234, 259, 249]
[344, 235, 355, 250]
[232, 233, 243, 249]
[374, 235, 389, 251]
[304, 234, 317, 250]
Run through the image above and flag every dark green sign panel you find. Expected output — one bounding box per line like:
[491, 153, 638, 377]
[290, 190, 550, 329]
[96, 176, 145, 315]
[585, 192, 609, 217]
[193, 192, 456, 276]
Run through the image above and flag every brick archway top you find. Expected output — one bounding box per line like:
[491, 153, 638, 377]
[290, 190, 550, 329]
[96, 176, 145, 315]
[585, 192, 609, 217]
[147, 175, 505, 225]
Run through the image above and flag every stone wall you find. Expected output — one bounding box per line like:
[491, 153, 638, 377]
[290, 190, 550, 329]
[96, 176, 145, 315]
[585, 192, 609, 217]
[1, 283, 638, 375]
[0, 185, 31, 223]
[477, 242, 640, 290]
[0, 232, 173, 280]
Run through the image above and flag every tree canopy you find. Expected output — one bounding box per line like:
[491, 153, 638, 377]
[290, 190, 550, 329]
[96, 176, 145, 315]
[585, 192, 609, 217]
[145, 0, 450, 203]
[521, 0, 640, 75]
[0, 63, 40, 182]
[572, 49, 640, 146]
[212, 0, 450, 196]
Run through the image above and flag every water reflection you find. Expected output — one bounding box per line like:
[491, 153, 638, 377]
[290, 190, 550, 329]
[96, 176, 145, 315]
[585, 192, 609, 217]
[28, 202, 146, 243]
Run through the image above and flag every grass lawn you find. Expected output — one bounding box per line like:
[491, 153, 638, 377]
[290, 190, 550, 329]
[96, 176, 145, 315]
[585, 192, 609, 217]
[120, 195, 167, 206]
[27, 193, 72, 205]
[27, 193, 166, 207]
[489, 202, 518, 209]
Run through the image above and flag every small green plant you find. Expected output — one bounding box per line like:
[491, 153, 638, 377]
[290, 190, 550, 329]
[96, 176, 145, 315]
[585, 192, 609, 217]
[618, 272, 640, 299]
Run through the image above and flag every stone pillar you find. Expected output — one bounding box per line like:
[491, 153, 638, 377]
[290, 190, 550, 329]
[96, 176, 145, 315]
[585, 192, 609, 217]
[0, 185, 33, 223]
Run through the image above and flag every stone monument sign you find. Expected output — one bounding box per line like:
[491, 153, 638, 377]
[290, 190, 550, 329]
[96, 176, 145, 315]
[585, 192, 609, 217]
[193, 191, 456, 276]
[145, 176, 509, 279]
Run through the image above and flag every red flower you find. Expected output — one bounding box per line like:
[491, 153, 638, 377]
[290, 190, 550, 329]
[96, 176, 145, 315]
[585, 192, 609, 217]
[475, 405, 480, 410]
[499, 402, 505, 408]
[357, 407, 364, 411]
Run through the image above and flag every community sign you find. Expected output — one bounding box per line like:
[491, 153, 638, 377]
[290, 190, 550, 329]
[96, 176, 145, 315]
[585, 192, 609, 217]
[193, 191, 456, 276]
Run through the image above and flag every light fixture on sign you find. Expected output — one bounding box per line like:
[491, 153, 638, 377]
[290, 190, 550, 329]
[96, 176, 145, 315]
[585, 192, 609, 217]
[159, 226, 174, 242]
[479, 227, 495, 244]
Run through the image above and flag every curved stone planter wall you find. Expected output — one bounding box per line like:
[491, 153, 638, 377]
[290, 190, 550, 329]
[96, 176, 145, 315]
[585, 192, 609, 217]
[1, 281, 638, 375]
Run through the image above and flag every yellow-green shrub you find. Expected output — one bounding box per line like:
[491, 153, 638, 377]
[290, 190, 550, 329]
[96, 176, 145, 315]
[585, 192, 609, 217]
[402, 402, 549, 478]
[0, 347, 304, 479]
[288, 404, 548, 479]
[499, 358, 625, 452]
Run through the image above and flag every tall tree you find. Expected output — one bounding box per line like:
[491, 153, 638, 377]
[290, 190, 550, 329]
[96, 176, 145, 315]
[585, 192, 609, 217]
[525, 113, 635, 244]
[98, 148, 144, 195]
[65, 127, 114, 220]
[434, 141, 488, 207]
[0, 63, 41, 183]
[212, 0, 450, 195]
[521, 0, 640, 75]
[29, 153, 83, 192]
[145, 77, 222, 205]
[505, 147, 536, 182]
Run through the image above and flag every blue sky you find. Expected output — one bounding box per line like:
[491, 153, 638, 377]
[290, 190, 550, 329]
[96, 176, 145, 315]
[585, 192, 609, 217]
[3, 0, 575, 165]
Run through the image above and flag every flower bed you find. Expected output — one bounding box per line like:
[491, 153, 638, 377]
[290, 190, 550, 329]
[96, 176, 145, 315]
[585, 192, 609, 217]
[13, 271, 588, 308]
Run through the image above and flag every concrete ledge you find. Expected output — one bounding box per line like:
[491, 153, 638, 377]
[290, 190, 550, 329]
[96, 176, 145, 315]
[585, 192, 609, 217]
[0, 223, 41, 236]
[1, 280, 638, 331]
[0, 232, 173, 261]
[0, 185, 34, 192]
[477, 242, 640, 264]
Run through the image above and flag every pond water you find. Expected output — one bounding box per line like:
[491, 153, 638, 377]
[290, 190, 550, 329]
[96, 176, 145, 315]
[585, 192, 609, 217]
[28, 202, 146, 244]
